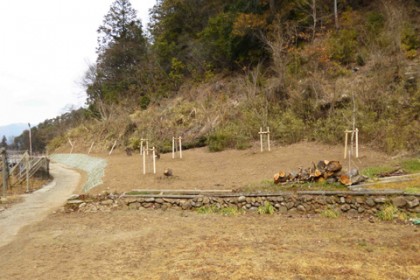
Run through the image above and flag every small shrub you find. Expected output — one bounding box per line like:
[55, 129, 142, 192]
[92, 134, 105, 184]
[207, 125, 251, 152]
[128, 136, 141, 150]
[321, 208, 340, 219]
[271, 111, 306, 145]
[401, 24, 420, 52]
[329, 29, 358, 64]
[139, 95, 150, 110]
[258, 201, 275, 215]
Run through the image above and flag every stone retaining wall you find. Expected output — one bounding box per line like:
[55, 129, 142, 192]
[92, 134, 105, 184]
[66, 191, 420, 215]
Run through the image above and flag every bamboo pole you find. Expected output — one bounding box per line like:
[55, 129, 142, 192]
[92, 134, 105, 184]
[109, 140, 117, 155]
[88, 141, 95, 154]
[68, 138, 74, 154]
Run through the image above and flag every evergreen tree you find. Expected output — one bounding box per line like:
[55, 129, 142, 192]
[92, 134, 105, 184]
[86, 0, 148, 117]
[0, 135, 7, 149]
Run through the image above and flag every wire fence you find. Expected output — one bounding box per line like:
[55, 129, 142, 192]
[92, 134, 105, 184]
[50, 154, 107, 193]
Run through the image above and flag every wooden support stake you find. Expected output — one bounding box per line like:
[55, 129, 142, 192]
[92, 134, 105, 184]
[258, 127, 271, 152]
[179, 137, 182, 159]
[344, 132, 348, 159]
[355, 128, 359, 158]
[152, 147, 156, 174]
[109, 140, 117, 155]
[344, 129, 359, 159]
[172, 137, 183, 159]
[142, 150, 146, 175]
[88, 141, 95, 154]
[172, 137, 175, 159]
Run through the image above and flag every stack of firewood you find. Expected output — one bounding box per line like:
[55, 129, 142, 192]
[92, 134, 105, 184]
[273, 160, 366, 186]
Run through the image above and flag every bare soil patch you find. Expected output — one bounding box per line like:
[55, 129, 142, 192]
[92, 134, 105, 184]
[92, 142, 389, 194]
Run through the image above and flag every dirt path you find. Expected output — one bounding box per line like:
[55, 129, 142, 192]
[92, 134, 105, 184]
[0, 163, 80, 248]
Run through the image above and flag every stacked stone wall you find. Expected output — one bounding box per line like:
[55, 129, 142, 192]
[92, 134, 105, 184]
[66, 191, 420, 216]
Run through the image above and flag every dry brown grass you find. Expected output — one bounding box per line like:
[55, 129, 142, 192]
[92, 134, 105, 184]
[0, 210, 418, 279]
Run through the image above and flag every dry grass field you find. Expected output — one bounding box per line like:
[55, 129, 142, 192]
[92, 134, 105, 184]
[0, 210, 418, 279]
[1, 142, 419, 279]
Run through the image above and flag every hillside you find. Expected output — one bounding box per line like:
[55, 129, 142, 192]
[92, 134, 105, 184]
[12, 0, 419, 155]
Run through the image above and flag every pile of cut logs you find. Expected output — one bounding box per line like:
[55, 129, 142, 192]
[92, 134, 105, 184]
[274, 160, 366, 186]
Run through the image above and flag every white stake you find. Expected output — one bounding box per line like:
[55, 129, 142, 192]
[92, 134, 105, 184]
[267, 127, 271, 151]
[260, 127, 263, 152]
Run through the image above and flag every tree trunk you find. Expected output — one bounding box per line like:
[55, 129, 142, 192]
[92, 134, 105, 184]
[334, 0, 339, 29]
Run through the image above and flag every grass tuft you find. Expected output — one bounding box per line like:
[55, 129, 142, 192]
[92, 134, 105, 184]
[258, 201, 275, 215]
[376, 204, 400, 221]
[321, 208, 341, 219]
[401, 158, 420, 173]
[196, 205, 243, 216]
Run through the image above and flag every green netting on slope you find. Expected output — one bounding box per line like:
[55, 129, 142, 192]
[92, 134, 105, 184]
[50, 154, 107, 193]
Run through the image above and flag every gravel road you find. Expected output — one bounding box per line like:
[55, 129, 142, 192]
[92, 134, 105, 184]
[0, 163, 80, 248]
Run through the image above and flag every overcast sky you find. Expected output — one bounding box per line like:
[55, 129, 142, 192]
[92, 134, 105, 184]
[0, 0, 156, 126]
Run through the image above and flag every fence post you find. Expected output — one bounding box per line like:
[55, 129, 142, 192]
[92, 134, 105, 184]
[1, 148, 8, 196]
[26, 153, 30, 193]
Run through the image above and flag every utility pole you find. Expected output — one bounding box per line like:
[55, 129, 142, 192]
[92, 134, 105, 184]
[1, 148, 8, 197]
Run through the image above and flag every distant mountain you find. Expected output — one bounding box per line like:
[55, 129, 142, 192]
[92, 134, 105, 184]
[0, 123, 27, 143]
